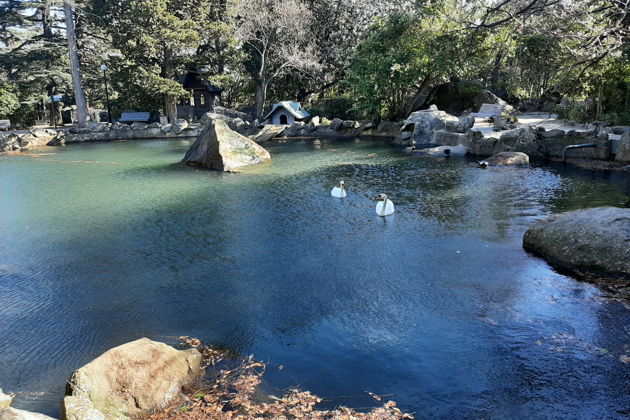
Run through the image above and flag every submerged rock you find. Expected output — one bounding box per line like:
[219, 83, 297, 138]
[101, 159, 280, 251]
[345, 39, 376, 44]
[182, 119, 271, 172]
[61, 338, 202, 420]
[485, 151, 529, 166]
[523, 207, 630, 281]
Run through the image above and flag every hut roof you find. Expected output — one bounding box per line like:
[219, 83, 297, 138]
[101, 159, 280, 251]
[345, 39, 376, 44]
[264, 101, 310, 121]
[181, 70, 222, 93]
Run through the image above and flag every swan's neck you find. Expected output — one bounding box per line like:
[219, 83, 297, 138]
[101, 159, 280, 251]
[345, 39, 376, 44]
[380, 198, 388, 216]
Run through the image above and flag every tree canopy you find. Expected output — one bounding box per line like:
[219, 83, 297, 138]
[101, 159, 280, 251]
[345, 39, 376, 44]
[0, 0, 628, 126]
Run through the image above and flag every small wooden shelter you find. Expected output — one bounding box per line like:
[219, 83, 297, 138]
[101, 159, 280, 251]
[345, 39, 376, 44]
[265, 101, 310, 125]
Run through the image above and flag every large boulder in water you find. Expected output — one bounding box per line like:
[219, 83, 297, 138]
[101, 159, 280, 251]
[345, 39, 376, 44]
[523, 207, 630, 281]
[397, 105, 458, 146]
[182, 119, 271, 172]
[61, 338, 202, 420]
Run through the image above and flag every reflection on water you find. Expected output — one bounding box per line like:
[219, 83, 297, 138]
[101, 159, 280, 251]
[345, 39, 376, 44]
[0, 138, 629, 418]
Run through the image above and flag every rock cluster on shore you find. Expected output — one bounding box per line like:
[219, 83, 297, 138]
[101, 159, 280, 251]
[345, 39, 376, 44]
[0, 129, 59, 152]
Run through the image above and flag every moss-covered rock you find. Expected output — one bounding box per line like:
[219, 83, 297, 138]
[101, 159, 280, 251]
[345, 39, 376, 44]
[182, 119, 271, 172]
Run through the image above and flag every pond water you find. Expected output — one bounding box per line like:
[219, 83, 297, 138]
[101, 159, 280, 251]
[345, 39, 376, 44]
[1, 138, 629, 418]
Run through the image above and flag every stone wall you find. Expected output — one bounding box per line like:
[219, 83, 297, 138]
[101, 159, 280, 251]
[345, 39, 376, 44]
[57, 122, 201, 145]
[1, 121, 203, 152]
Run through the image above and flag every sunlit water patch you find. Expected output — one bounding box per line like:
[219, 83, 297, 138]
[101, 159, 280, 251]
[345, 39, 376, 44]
[0, 137, 629, 418]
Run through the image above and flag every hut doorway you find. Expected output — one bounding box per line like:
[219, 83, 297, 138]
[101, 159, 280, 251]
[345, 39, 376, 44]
[279, 114, 288, 125]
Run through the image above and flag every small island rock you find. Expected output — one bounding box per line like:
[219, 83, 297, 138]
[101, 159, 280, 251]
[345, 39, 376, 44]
[182, 119, 271, 172]
[523, 207, 630, 281]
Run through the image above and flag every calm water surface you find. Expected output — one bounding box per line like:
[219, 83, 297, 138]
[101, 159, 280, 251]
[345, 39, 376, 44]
[1, 138, 629, 419]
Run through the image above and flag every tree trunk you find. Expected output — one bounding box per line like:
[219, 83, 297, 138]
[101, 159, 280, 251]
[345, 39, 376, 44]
[46, 83, 57, 126]
[255, 80, 267, 121]
[63, 1, 88, 128]
[43, 0, 54, 39]
[490, 48, 503, 90]
[165, 95, 178, 123]
[162, 47, 178, 123]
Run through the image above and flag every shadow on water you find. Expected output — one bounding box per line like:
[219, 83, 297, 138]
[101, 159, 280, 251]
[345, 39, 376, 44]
[0, 137, 629, 417]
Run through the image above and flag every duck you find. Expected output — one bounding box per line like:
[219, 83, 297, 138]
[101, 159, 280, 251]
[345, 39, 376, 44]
[478, 161, 489, 169]
[375, 194, 395, 216]
[331, 180, 347, 198]
[404, 145, 416, 153]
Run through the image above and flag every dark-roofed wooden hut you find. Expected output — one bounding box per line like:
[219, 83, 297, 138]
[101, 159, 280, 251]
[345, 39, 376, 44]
[178, 70, 222, 120]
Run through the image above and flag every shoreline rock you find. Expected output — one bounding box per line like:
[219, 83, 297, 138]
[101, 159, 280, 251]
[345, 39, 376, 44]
[61, 338, 202, 420]
[523, 207, 630, 283]
[484, 151, 530, 166]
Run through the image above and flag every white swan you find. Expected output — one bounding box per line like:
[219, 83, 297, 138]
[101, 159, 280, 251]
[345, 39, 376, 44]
[375, 194, 395, 216]
[331, 180, 347, 198]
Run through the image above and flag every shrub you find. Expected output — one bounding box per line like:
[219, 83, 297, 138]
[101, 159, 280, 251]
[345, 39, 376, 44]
[309, 96, 360, 121]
